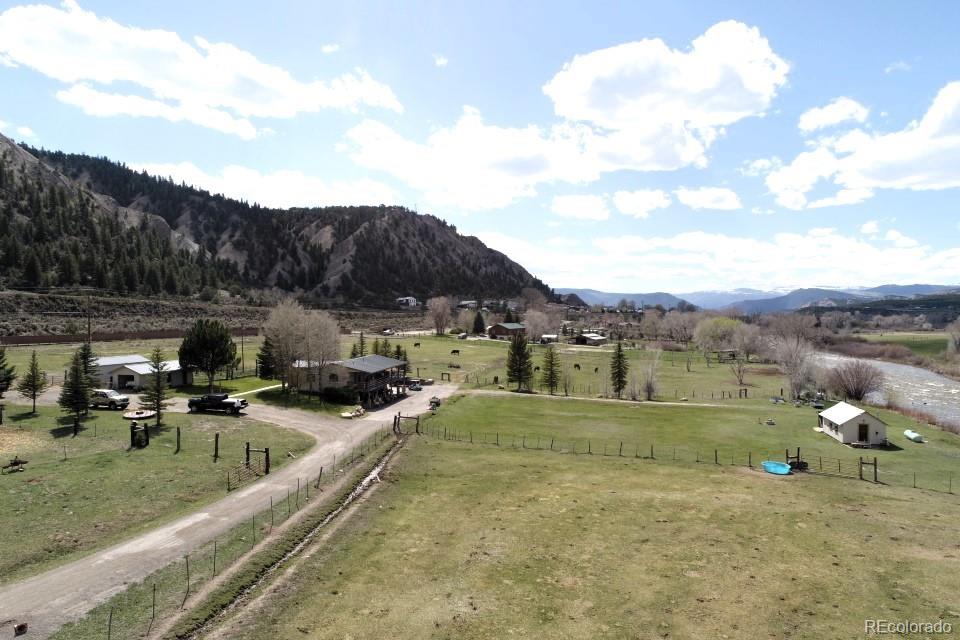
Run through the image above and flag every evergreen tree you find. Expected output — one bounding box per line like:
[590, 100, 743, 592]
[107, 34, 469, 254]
[23, 251, 42, 288]
[163, 270, 179, 295]
[381, 338, 391, 356]
[357, 332, 367, 357]
[610, 340, 629, 399]
[178, 319, 237, 392]
[58, 349, 91, 432]
[472, 311, 486, 335]
[58, 253, 78, 285]
[77, 342, 99, 415]
[540, 344, 561, 395]
[371, 337, 381, 356]
[349, 342, 359, 358]
[504, 308, 515, 323]
[139, 347, 170, 427]
[256, 335, 277, 380]
[506, 333, 533, 392]
[15, 350, 48, 413]
[0, 347, 16, 399]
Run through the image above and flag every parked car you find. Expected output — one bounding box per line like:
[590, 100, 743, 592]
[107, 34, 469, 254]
[382, 328, 395, 335]
[187, 393, 249, 415]
[409, 383, 423, 391]
[457, 333, 468, 340]
[90, 389, 130, 410]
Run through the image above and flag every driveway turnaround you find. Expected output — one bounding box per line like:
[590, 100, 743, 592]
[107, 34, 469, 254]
[0, 385, 457, 639]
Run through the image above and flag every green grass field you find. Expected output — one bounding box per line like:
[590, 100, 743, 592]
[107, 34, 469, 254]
[211, 425, 960, 640]
[861, 331, 949, 360]
[0, 405, 313, 584]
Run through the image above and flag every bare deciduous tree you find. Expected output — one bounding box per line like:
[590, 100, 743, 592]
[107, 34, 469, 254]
[427, 296, 453, 336]
[303, 310, 341, 395]
[643, 350, 661, 401]
[662, 310, 699, 346]
[523, 309, 552, 341]
[520, 287, 548, 311]
[948, 319, 960, 361]
[773, 336, 813, 399]
[262, 298, 306, 391]
[828, 360, 885, 401]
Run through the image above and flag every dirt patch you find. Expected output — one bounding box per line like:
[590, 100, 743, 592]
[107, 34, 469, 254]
[0, 429, 45, 455]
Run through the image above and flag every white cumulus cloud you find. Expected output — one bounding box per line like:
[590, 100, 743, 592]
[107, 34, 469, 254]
[129, 161, 401, 209]
[0, 1, 401, 139]
[885, 229, 918, 248]
[798, 97, 869, 133]
[321, 43, 340, 54]
[768, 82, 960, 209]
[550, 194, 610, 220]
[860, 220, 879, 234]
[433, 54, 448, 68]
[346, 21, 787, 211]
[15, 125, 35, 138]
[612, 189, 671, 219]
[884, 60, 911, 74]
[674, 186, 742, 210]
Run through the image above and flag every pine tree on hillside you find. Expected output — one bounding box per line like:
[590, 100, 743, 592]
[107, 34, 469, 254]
[15, 350, 48, 413]
[540, 344, 560, 395]
[139, 347, 170, 427]
[610, 340, 629, 399]
[0, 347, 16, 400]
[506, 333, 533, 392]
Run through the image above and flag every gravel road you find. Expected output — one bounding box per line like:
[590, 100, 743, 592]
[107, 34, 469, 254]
[0, 384, 457, 639]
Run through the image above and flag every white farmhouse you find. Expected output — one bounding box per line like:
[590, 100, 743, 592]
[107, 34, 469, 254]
[95, 355, 193, 390]
[818, 401, 887, 447]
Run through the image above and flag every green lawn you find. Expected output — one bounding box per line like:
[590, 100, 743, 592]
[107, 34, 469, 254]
[252, 387, 351, 416]
[422, 393, 960, 492]
[0, 404, 312, 584]
[861, 331, 949, 360]
[210, 429, 960, 640]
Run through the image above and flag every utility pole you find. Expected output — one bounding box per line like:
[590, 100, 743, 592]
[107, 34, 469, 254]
[240, 331, 245, 373]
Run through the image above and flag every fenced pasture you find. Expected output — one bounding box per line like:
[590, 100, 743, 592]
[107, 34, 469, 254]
[422, 394, 960, 496]
[201, 431, 960, 640]
[50, 428, 395, 640]
[0, 405, 312, 584]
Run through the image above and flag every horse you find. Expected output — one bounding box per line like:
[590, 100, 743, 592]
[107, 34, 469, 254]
[414, 342, 421, 348]
[450, 349, 460, 355]
[574, 363, 581, 370]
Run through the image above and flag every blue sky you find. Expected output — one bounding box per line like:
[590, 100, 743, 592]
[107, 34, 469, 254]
[1, 0, 958, 293]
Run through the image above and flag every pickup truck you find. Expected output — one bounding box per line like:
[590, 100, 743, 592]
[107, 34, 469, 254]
[187, 393, 248, 415]
[90, 389, 130, 410]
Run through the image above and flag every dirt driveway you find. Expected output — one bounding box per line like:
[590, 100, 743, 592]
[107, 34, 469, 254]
[0, 384, 458, 639]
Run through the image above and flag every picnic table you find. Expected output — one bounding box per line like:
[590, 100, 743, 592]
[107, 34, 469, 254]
[2, 456, 28, 473]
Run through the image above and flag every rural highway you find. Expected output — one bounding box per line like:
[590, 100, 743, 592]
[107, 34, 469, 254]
[0, 384, 457, 639]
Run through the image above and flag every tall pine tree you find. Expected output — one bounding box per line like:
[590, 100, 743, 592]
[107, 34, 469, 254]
[610, 340, 629, 399]
[0, 347, 16, 400]
[59, 348, 91, 433]
[139, 347, 170, 427]
[506, 333, 533, 392]
[256, 335, 277, 380]
[15, 350, 48, 413]
[540, 345, 561, 395]
[472, 311, 486, 335]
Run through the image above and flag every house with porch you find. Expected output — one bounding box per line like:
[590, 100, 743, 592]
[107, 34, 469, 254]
[295, 354, 408, 407]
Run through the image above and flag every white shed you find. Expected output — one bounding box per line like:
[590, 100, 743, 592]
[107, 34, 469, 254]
[818, 401, 887, 447]
[95, 355, 192, 390]
[95, 355, 149, 388]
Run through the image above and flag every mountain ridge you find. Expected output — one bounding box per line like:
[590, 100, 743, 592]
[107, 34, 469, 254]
[0, 136, 552, 304]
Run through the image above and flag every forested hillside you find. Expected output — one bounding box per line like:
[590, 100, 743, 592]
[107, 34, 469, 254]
[0, 135, 551, 305]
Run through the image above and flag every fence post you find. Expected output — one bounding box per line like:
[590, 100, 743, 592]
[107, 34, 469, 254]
[715, 449, 718, 465]
[213, 540, 218, 576]
[873, 457, 878, 484]
[748, 451, 752, 468]
[650, 444, 654, 459]
[264, 448, 270, 475]
[619, 442, 623, 457]
[175, 427, 181, 454]
[588, 440, 592, 455]
[152, 582, 157, 621]
[107, 606, 113, 640]
[858, 457, 863, 481]
[213, 432, 219, 461]
[251, 516, 255, 548]
[296, 478, 300, 510]
[245, 442, 250, 468]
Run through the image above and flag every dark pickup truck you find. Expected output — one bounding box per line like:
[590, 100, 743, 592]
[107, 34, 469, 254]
[187, 393, 249, 415]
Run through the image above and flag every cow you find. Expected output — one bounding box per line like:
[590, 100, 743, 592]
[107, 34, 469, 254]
[534, 366, 540, 372]
[414, 342, 421, 348]
[450, 349, 460, 355]
[594, 367, 599, 373]
[574, 363, 581, 370]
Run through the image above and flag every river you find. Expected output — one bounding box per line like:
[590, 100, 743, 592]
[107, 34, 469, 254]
[815, 352, 960, 426]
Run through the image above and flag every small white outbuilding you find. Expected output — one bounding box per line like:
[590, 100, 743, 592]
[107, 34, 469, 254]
[818, 401, 887, 447]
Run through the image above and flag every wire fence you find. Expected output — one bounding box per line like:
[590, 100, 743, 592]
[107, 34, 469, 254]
[411, 424, 960, 496]
[51, 426, 394, 640]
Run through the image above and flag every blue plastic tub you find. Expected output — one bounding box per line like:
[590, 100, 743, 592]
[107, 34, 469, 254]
[761, 461, 792, 475]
